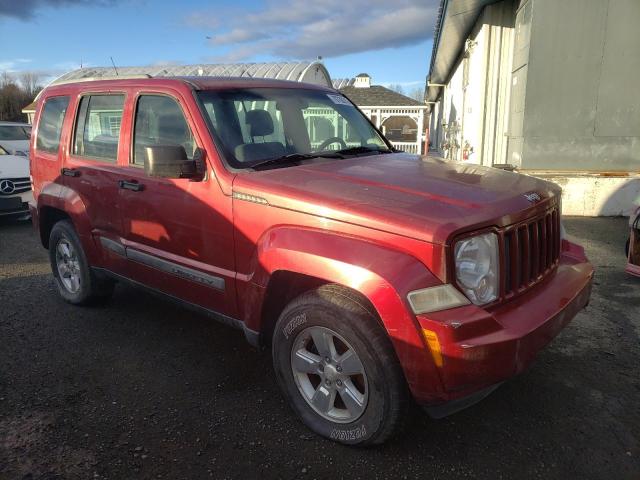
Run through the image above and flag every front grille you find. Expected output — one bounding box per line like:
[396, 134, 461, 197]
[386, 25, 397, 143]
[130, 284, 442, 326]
[502, 206, 561, 297]
[0, 177, 31, 195]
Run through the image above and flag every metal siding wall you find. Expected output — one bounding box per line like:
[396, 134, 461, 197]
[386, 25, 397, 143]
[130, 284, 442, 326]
[461, 19, 487, 165]
[506, 0, 532, 167]
[481, 0, 516, 167]
[520, 0, 640, 171]
[595, 0, 640, 138]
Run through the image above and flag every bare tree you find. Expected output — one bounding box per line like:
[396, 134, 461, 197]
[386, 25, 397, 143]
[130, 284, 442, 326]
[0, 71, 41, 122]
[0, 71, 13, 88]
[19, 72, 41, 98]
[408, 87, 425, 103]
[388, 84, 405, 95]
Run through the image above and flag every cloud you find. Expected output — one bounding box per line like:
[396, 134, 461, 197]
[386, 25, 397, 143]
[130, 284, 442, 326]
[0, 58, 33, 71]
[0, 0, 119, 20]
[188, 0, 439, 61]
[210, 29, 270, 46]
[183, 11, 218, 30]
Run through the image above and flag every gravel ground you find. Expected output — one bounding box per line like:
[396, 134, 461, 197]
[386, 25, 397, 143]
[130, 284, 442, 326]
[0, 217, 638, 480]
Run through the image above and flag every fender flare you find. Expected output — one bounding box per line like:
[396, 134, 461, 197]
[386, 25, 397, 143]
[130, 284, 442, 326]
[53, 184, 101, 264]
[243, 226, 446, 399]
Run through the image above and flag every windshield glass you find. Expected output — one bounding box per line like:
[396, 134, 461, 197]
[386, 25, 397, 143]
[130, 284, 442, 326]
[0, 125, 31, 141]
[196, 88, 389, 169]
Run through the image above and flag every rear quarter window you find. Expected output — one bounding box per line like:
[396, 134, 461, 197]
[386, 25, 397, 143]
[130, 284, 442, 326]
[36, 96, 70, 154]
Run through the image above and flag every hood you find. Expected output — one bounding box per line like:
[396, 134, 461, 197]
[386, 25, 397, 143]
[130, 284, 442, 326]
[234, 153, 561, 244]
[0, 154, 30, 178]
[0, 140, 30, 156]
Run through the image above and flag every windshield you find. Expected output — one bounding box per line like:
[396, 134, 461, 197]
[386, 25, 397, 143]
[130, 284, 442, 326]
[0, 125, 31, 141]
[196, 88, 390, 169]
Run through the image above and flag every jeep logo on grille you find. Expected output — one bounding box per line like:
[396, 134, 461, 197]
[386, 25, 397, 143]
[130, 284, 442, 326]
[524, 192, 542, 203]
[0, 179, 15, 194]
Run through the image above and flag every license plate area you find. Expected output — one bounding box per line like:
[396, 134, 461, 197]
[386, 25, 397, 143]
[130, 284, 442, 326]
[0, 197, 23, 212]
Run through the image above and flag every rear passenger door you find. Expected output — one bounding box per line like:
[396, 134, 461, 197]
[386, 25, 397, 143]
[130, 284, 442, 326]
[62, 93, 128, 273]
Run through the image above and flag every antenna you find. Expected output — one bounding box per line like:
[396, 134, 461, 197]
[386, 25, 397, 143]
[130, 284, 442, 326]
[110, 57, 119, 76]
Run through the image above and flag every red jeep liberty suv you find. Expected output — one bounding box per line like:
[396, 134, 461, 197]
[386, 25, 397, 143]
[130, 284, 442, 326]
[29, 77, 593, 445]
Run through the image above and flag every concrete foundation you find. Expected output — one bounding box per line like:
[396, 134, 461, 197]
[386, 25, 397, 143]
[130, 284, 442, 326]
[529, 173, 640, 217]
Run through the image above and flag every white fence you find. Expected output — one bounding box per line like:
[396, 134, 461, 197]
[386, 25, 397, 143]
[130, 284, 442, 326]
[390, 141, 420, 154]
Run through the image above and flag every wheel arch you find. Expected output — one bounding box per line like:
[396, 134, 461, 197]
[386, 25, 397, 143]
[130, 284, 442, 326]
[242, 227, 446, 400]
[259, 272, 382, 348]
[38, 206, 71, 249]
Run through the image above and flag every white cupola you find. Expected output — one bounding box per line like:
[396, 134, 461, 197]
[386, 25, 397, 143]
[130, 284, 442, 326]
[354, 73, 371, 88]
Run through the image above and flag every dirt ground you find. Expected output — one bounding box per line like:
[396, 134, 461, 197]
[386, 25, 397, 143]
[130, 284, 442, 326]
[0, 217, 638, 479]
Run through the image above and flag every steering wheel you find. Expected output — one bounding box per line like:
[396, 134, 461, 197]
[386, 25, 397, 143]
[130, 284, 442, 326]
[317, 137, 347, 151]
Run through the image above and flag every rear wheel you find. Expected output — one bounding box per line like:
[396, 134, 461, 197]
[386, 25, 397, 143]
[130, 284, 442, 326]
[49, 220, 114, 305]
[272, 285, 408, 445]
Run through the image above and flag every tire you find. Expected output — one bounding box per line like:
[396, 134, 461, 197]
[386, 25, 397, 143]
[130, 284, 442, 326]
[272, 285, 408, 445]
[48, 220, 114, 305]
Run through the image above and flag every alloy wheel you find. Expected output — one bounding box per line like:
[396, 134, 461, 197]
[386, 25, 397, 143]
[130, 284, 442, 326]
[290, 326, 368, 423]
[55, 238, 81, 294]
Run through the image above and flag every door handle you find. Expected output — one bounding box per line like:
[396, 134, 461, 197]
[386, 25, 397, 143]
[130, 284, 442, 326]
[118, 180, 144, 192]
[61, 167, 80, 177]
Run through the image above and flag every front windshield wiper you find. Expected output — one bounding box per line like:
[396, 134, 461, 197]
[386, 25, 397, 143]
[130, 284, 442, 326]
[334, 146, 394, 156]
[250, 146, 393, 170]
[251, 151, 344, 170]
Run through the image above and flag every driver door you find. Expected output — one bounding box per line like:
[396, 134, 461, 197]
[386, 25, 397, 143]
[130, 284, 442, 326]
[117, 92, 236, 317]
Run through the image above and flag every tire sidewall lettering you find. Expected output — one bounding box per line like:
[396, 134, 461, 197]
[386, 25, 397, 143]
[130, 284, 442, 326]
[283, 312, 307, 339]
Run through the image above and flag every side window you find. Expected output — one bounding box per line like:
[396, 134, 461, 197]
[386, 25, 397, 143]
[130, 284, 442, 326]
[36, 96, 69, 154]
[133, 95, 195, 166]
[73, 94, 125, 162]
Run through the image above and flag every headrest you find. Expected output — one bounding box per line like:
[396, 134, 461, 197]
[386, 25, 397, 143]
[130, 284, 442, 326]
[245, 110, 274, 137]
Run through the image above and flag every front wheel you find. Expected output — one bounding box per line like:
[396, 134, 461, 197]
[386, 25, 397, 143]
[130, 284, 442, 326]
[272, 285, 408, 445]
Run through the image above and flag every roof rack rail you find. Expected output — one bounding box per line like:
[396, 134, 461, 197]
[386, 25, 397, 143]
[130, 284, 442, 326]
[34, 74, 153, 102]
[50, 73, 153, 87]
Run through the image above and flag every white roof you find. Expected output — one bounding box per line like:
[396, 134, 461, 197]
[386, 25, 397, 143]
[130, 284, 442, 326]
[332, 78, 356, 89]
[50, 61, 333, 87]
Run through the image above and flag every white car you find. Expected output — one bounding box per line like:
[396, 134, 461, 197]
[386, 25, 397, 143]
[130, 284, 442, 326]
[0, 121, 31, 157]
[0, 145, 32, 220]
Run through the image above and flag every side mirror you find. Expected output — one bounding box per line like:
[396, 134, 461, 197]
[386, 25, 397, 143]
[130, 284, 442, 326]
[145, 145, 197, 179]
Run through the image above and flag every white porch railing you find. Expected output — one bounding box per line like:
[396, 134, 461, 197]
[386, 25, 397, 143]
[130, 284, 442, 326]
[310, 140, 421, 154]
[390, 141, 420, 154]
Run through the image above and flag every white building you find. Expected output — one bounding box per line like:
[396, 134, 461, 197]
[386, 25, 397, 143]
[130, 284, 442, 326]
[336, 74, 429, 154]
[426, 0, 640, 216]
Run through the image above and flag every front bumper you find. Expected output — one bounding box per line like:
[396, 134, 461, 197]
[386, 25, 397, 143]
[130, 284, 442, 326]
[411, 241, 593, 407]
[0, 190, 32, 218]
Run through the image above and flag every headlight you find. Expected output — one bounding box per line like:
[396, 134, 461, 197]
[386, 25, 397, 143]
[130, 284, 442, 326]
[455, 232, 499, 305]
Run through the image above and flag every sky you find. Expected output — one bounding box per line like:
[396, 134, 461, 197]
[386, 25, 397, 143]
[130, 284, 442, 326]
[0, 0, 438, 90]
